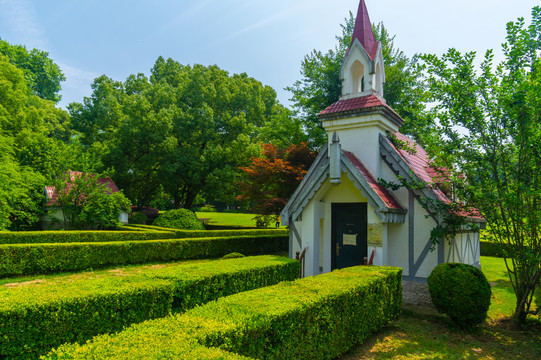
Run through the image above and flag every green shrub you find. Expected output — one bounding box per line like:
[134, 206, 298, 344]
[222, 252, 245, 259]
[154, 209, 205, 230]
[428, 263, 491, 329]
[0, 235, 289, 277]
[193, 205, 217, 212]
[0, 230, 175, 245]
[129, 212, 149, 225]
[0, 228, 288, 245]
[1, 256, 299, 360]
[45, 266, 402, 360]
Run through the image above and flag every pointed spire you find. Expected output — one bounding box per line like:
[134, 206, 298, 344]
[351, 0, 378, 60]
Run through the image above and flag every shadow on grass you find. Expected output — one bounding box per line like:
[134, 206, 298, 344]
[338, 307, 541, 360]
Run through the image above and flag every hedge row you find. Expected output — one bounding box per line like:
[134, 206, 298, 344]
[46, 266, 402, 360]
[0, 230, 174, 244]
[0, 228, 289, 244]
[480, 241, 504, 257]
[479, 240, 527, 258]
[0, 235, 288, 277]
[0, 255, 300, 360]
[123, 224, 183, 232]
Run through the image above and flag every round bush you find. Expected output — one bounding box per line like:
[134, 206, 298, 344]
[428, 263, 491, 329]
[129, 212, 149, 225]
[153, 209, 205, 230]
[222, 252, 246, 259]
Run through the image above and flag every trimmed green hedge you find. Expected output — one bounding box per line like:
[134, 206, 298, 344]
[0, 235, 288, 277]
[172, 228, 289, 238]
[46, 266, 402, 360]
[0, 230, 175, 244]
[123, 224, 185, 232]
[0, 228, 289, 244]
[480, 241, 507, 257]
[0, 255, 299, 360]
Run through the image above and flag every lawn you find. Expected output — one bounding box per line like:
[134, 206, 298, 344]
[195, 211, 261, 227]
[339, 256, 541, 360]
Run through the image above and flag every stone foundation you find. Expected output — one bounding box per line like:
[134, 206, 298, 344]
[402, 280, 432, 306]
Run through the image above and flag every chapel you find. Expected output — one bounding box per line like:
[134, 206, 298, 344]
[280, 0, 485, 304]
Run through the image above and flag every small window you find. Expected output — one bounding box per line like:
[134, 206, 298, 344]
[351, 60, 364, 94]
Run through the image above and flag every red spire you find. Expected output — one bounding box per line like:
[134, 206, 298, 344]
[350, 0, 378, 60]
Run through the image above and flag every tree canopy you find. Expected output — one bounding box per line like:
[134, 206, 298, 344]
[0, 53, 75, 230]
[0, 39, 65, 103]
[69, 57, 291, 209]
[419, 6, 541, 324]
[237, 142, 317, 216]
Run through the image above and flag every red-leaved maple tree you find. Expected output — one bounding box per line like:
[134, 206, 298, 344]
[237, 143, 317, 215]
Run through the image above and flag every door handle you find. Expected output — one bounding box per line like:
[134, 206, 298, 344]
[336, 243, 340, 256]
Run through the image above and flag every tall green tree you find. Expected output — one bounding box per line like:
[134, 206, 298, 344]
[287, 13, 427, 148]
[420, 7, 541, 324]
[0, 39, 65, 103]
[69, 58, 285, 209]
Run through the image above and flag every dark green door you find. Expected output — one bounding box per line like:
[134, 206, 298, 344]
[332, 203, 367, 270]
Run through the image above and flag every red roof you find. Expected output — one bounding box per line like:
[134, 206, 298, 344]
[318, 94, 401, 119]
[343, 151, 405, 211]
[45, 171, 120, 206]
[388, 133, 484, 220]
[350, 0, 379, 60]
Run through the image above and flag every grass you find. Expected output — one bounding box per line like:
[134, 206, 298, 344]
[0, 258, 211, 287]
[195, 211, 259, 227]
[338, 256, 541, 360]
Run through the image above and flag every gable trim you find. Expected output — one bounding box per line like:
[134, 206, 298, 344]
[281, 145, 406, 225]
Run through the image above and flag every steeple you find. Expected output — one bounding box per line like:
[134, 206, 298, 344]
[339, 0, 385, 99]
[351, 0, 377, 60]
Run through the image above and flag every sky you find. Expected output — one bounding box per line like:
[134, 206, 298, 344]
[0, 0, 539, 109]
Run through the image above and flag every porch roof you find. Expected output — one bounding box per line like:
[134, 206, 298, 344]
[281, 146, 406, 226]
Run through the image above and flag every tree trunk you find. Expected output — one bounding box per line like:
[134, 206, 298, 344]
[184, 190, 198, 210]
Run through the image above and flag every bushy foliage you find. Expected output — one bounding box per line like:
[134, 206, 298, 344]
[131, 206, 160, 220]
[153, 209, 204, 230]
[0, 54, 73, 231]
[237, 143, 317, 215]
[1, 256, 299, 359]
[46, 266, 401, 360]
[53, 172, 131, 230]
[420, 7, 541, 323]
[222, 252, 245, 259]
[129, 211, 149, 225]
[0, 39, 65, 102]
[428, 263, 491, 329]
[194, 205, 217, 212]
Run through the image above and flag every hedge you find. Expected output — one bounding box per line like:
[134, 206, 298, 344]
[480, 240, 515, 258]
[0, 255, 299, 360]
[46, 266, 402, 360]
[0, 235, 288, 277]
[0, 230, 175, 245]
[128, 224, 288, 238]
[0, 228, 289, 245]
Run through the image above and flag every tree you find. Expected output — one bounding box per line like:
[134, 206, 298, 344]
[69, 58, 285, 209]
[287, 13, 427, 148]
[0, 55, 73, 230]
[54, 172, 131, 230]
[0, 39, 65, 102]
[419, 7, 541, 324]
[237, 143, 317, 215]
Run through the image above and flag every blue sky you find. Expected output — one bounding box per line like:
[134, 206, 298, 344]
[0, 0, 538, 109]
